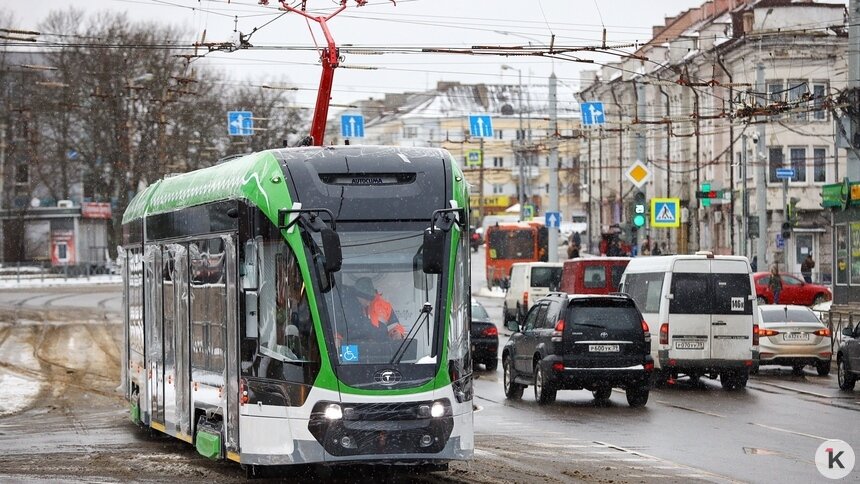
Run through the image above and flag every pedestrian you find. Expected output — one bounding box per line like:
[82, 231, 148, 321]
[651, 241, 662, 256]
[768, 265, 782, 304]
[640, 235, 652, 256]
[607, 239, 622, 257]
[750, 255, 757, 272]
[801, 253, 815, 283]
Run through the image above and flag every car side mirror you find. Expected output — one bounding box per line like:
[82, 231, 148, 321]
[505, 320, 520, 332]
[843, 327, 854, 338]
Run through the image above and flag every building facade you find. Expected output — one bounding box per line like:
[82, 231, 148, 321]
[578, 0, 848, 280]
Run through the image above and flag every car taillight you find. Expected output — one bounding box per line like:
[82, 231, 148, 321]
[753, 324, 759, 346]
[644, 360, 654, 372]
[642, 320, 651, 343]
[814, 328, 831, 337]
[758, 327, 779, 337]
[641, 320, 650, 333]
[659, 323, 669, 345]
[481, 326, 498, 337]
[552, 320, 565, 343]
[522, 291, 529, 308]
[240, 378, 249, 405]
[552, 361, 564, 372]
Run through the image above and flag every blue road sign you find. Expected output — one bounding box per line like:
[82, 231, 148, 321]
[227, 111, 253, 136]
[545, 211, 561, 228]
[580, 101, 606, 126]
[468, 115, 493, 138]
[775, 168, 796, 180]
[341, 114, 365, 138]
[651, 197, 680, 228]
[776, 233, 785, 249]
[66, 149, 78, 160]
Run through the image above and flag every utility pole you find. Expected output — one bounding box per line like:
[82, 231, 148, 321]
[0, 122, 5, 264]
[479, 136, 485, 221]
[741, 134, 748, 258]
[756, 62, 768, 268]
[848, 0, 860, 179]
[548, 73, 559, 262]
[635, 80, 647, 250]
[587, 129, 593, 253]
[598, 129, 604, 241]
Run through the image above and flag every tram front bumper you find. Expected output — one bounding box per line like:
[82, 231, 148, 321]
[308, 400, 455, 457]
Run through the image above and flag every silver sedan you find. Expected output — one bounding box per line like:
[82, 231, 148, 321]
[757, 305, 832, 376]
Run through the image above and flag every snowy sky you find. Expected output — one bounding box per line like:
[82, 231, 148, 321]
[0, 0, 778, 109]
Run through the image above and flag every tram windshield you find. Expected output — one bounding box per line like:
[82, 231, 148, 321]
[316, 223, 442, 367]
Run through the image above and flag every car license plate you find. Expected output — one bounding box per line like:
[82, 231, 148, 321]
[783, 333, 810, 342]
[675, 340, 705, 350]
[589, 344, 620, 353]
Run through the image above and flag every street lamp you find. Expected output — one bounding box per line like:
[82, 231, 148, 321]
[501, 64, 527, 217]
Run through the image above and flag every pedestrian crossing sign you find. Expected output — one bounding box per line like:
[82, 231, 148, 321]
[650, 198, 680, 228]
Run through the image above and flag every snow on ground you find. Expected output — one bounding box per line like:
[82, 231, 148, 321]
[0, 274, 121, 289]
[473, 286, 506, 299]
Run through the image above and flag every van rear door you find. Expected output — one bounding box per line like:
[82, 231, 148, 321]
[667, 260, 711, 361]
[710, 261, 754, 361]
[529, 265, 562, 301]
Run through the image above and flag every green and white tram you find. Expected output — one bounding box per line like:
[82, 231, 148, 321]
[120, 145, 473, 471]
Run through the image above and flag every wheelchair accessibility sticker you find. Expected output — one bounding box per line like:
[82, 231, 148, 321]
[340, 345, 359, 363]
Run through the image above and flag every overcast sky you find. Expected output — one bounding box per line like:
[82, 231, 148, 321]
[2, 0, 741, 109]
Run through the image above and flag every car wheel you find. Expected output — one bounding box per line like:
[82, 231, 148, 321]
[720, 371, 739, 390]
[756, 296, 768, 305]
[534, 363, 556, 405]
[651, 370, 669, 388]
[813, 294, 826, 306]
[816, 359, 831, 376]
[592, 386, 612, 401]
[503, 356, 524, 399]
[626, 387, 649, 407]
[485, 357, 498, 372]
[792, 365, 805, 376]
[838, 357, 856, 391]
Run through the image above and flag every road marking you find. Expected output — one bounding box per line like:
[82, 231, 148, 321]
[593, 441, 743, 483]
[748, 422, 830, 441]
[656, 400, 725, 418]
[751, 381, 833, 399]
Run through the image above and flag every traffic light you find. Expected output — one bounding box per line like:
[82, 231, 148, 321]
[633, 191, 646, 228]
[781, 221, 792, 240]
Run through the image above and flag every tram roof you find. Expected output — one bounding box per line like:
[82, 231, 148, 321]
[122, 145, 456, 224]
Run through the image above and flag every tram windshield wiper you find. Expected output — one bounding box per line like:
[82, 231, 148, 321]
[390, 302, 433, 365]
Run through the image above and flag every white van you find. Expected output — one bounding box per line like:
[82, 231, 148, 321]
[619, 252, 758, 389]
[503, 262, 563, 323]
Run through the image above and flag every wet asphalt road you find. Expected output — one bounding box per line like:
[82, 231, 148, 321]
[0, 251, 855, 482]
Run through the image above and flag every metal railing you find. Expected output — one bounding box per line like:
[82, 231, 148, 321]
[819, 308, 857, 355]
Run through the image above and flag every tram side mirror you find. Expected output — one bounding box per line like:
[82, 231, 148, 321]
[422, 230, 445, 274]
[320, 227, 342, 273]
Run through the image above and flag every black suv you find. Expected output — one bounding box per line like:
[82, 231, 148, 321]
[502, 293, 653, 406]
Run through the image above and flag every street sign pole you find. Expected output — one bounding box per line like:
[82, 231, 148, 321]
[479, 136, 484, 222]
[548, 73, 559, 262]
[783, 177, 789, 270]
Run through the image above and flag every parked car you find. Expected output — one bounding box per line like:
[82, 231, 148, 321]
[470, 299, 498, 371]
[756, 305, 832, 376]
[502, 262, 563, 322]
[837, 323, 860, 391]
[753, 272, 832, 306]
[502, 293, 653, 407]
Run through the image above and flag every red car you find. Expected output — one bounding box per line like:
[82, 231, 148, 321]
[753, 272, 832, 306]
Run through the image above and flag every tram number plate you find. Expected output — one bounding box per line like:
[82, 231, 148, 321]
[783, 333, 809, 342]
[675, 340, 705, 350]
[589, 344, 620, 353]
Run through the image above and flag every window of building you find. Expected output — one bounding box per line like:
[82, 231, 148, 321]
[492, 184, 504, 194]
[813, 82, 827, 121]
[790, 147, 806, 183]
[767, 80, 783, 103]
[787, 79, 808, 122]
[495, 129, 503, 140]
[516, 129, 525, 141]
[768, 147, 783, 184]
[403, 126, 418, 139]
[493, 156, 504, 167]
[15, 163, 28, 185]
[814, 148, 826, 183]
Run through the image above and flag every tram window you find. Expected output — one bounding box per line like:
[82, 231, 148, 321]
[190, 238, 227, 376]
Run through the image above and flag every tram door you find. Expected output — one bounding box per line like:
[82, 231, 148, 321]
[144, 245, 164, 426]
[162, 244, 191, 439]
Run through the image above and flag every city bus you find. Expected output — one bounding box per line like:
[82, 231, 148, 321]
[484, 222, 548, 287]
[119, 146, 474, 474]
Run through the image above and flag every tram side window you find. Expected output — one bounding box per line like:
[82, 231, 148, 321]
[190, 238, 227, 378]
[260, 249, 318, 366]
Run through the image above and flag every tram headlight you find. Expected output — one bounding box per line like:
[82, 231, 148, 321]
[430, 401, 445, 418]
[324, 403, 343, 420]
